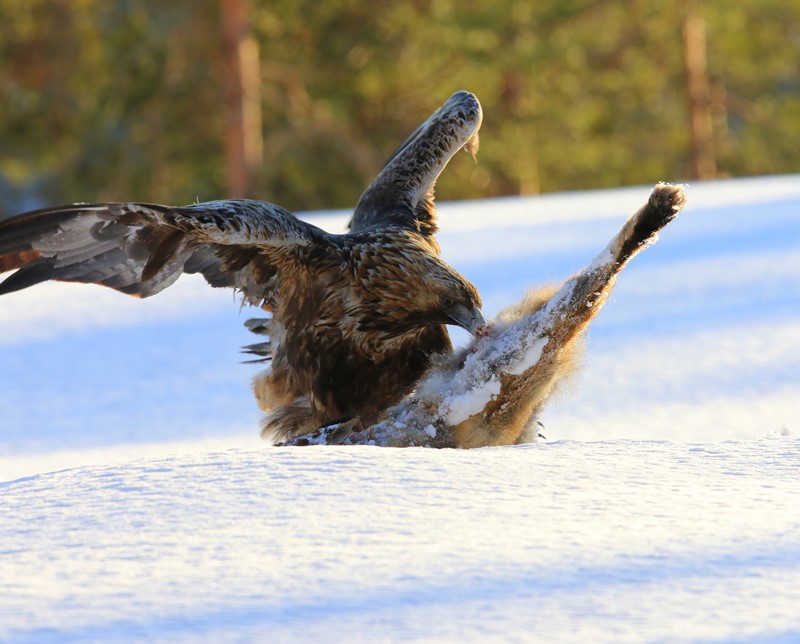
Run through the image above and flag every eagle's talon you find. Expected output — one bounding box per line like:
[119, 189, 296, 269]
[321, 416, 362, 444]
[276, 416, 361, 446]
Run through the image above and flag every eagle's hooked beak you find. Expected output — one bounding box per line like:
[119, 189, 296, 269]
[447, 303, 486, 336]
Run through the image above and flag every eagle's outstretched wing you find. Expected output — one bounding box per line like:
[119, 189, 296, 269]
[0, 199, 332, 305]
[349, 90, 482, 237]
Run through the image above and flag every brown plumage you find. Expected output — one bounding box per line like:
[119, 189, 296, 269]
[0, 91, 485, 443]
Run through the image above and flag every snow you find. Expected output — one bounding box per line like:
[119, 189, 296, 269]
[2, 440, 799, 642]
[506, 335, 549, 375]
[443, 374, 502, 426]
[1, 175, 800, 640]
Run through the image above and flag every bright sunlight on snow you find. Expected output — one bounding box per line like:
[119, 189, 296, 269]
[1, 176, 799, 641]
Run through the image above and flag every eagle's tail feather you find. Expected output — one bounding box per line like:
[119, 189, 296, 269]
[259, 398, 317, 445]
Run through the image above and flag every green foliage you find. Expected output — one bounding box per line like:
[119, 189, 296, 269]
[0, 0, 798, 214]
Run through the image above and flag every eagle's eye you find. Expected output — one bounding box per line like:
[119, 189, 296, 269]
[440, 295, 455, 309]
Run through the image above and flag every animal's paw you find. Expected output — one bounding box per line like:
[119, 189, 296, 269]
[626, 183, 687, 253]
[650, 183, 687, 214]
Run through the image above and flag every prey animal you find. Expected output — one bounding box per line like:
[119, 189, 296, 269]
[0, 91, 485, 443]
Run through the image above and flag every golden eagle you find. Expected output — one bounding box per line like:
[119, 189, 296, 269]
[0, 91, 485, 442]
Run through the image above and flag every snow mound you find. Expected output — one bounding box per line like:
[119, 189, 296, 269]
[2, 438, 800, 642]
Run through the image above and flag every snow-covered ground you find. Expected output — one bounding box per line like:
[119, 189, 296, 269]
[3, 439, 799, 643]
[1, 175, 799, 641]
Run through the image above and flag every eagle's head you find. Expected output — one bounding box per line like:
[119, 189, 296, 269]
[352, 231, 484, 337]
[411, 256, 485, 335]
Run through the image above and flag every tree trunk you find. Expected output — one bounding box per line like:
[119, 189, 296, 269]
[683, 6, 716, 180]
[220, 0, 263, 197]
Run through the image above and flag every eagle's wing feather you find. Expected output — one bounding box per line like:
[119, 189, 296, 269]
[0, 199, 331, 305]
[349, 91, 482, 237]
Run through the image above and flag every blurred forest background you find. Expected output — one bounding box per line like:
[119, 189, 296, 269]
[1, 0, 798, 215]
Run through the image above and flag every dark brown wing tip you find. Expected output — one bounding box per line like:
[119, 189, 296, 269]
[0, 259, 53, 295]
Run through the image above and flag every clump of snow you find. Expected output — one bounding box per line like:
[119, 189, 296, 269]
[443, 377, 502, 425]
[506, 336, 549, 376]
[765, 425, 796, 439]
[587, 242, 615, 273]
